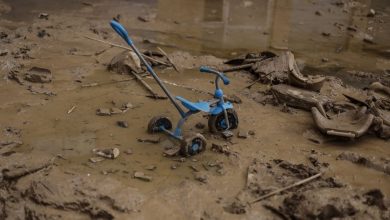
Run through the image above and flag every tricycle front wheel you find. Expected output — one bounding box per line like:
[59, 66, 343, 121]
[208, 109, 239, 133]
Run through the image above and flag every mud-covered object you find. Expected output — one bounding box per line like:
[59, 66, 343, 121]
[108, 50, 142, 74]
[251, 52, 289, 84]
[271, 84, 331, 113]
[24, 67, 52, 83]
[312, 106, 374, 139]
[287, 51, 325, 91]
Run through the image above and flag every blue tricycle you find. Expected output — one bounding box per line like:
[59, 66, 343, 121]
[110, 20, 239, 156]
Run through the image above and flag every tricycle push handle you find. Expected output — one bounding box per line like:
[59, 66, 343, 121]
[199, 66, 230, 85]
[110, 20, 133, 45]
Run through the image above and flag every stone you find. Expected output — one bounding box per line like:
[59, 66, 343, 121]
[117, 121, 128, 128]
[145, 165, 157, 171]
[96, 108, 111, 116]
[124, 148, 133, 155]
[134, 171, 152, 182]
[195, 122, 205, 129]
[93, 148, 120, 159]
[194, 172, 208, 183]
[237, 130, 248, 139]
[367, 9, 375, 17]
[38, 13, 49, 19]
[221, 130, 234, 139]
[89, 157, 105, 163]
[110, 107, 123, 115]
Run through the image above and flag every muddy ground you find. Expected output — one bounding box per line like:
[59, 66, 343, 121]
[0, 0, 389, 219]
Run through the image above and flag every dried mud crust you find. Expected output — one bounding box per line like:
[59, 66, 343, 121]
[225, 158, 389, 219]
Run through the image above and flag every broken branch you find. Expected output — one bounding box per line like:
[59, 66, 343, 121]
[250, 172, 323, 204]
[83, 35, 170, 66]
[157, 46, 180, 73]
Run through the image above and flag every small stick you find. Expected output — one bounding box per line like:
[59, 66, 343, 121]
[81, 73, 149, 88]
[249, 172, 323, 204]
[67, 105, 76, 114]
[83, 35, 170, 66]
[222, 63, 253, 73]
[157, 46, 180, 73]
[131, 71, 166, 99]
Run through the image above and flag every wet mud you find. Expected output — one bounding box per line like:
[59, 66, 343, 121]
[0, 0, 389, 219]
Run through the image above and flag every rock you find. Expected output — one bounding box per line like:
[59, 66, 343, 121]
[321, 57, 329, 62]
[237, 130, 248, 139]
[321, 32, 330, 37]
[315, 10, 322, 16]
[108, 51, 142, 74]
[224, 201, 247, 214]
[211, 143, 231, 155]
[363, 34, 374, 44]
[0, 49, 8, 56]
[124, 148, 133, 155]
[110, 107, 123, 115]
[248, 130, 255, 135]
[137, 137, 160, 144]
[134, 171, 152, 182]
[195, 122, 205, 129]
[93, 148, 120, 159]
[367, 9, 375, 17]
[221, 130, 234, 139]
[363, 189, 387, 210]
[96, 108, 111, 116]
[38, 13, 49, 19]
[137, 14, 156, 22]
[145, 165, 157, 171]
[24, 67, 52, 83]
[89, 157, 105, 163]
[194, 172, 208, 183]
[117, 120, 128, 128]
[37, 29, 50, 38]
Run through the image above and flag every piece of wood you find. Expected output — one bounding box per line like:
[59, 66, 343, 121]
[131, 71, 166, 99]
[250, 172, 323, 204]
[222, 63, 253, 73]
[157, 47, 180, 73]
[67, 105, 76, 114]
[83, 35, 170, 66]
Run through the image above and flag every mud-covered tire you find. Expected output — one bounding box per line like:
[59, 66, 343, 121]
[208, 109, 239, 133]
[180, 133, 207, 156]
[147, 116, 172, 133]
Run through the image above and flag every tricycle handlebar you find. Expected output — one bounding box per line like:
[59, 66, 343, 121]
[110, 20, 133, 45]
[199, 66, 230, 85]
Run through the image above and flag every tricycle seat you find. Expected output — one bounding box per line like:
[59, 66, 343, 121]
[176, 96, 210, 112]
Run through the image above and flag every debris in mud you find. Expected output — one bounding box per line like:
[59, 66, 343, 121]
[195, 122, 205, 129]
[221, 130, 234, 139]
[137, 137, 160, 144]
[37, 29, 50, 38]
[108, 51, 142, 74]
[224, 200, 247, 214]
[0, 49, 8, 56]
[38, 13, 49, 20]
[117, 120, 128, 128]
[24, 67, 52, 83]
[137, 14, 156, 22]
[28, 84, 56, 96]
[363, 34, 374, 44]
[303, 129, 337, 144]
[124, 148, 133, 155]
[92, 148, 120, 159]
[96, 108, 111, 116]
[363, 189, 387, 210]
[89, 157, 105, 163]
[7, 70, 24, 85]
[193, 172, 208, 183]
[271, 84, 330, 113]
[144, 165, 157, 171]
[134, 171, 152, 182]
[367, 9, 376, 17]
[210, 143, 232, 156]
[336, 152, 389, 175]
[237, 130, 248, 139]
